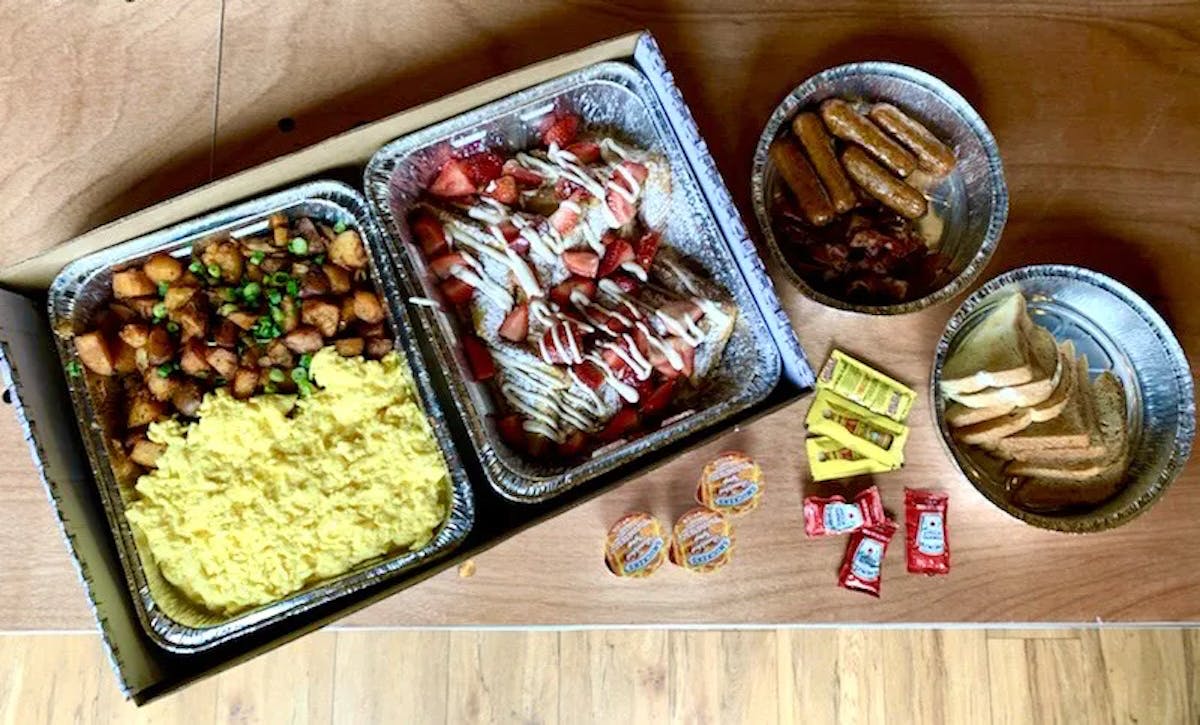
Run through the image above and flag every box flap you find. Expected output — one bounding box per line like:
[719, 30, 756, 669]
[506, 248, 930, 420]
[0, 288, 161, 697]
[0, 33, 642, 293]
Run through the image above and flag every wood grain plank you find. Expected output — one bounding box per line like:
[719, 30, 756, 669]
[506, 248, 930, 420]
[1025, 638, 1109, 725]
[1090, 629, 1190, 724]
[880, 630, 992, 725]
[557, 630, 668, 725]
[668, 630, 778, 725]
[0, 0, 221, 269]
[986, 639, 1035, 725]
[447, 630, 559, 725]
[986, 629, 1080, 640]
[834, 630, 887, 725]
[332, 630, 448, 725]
[776, 630, 838, 724]
[214, 631, 336, 725]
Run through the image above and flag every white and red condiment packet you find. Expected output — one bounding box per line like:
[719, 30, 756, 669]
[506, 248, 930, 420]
[837, 519, 898, 597]
[904, 488, 950, 575]
[803, 485, 886, 537]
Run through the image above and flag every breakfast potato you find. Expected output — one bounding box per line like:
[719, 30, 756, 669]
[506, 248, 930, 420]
[145, 371, 179, 402]
[323, 264, 352, 294]
[118, 322, 150, 348]
[144, 327, 174, 366]
[75, 331, 115, 376]
[365, 337, 394, 360]
[128, 393, 168, 428]
[111, 339, 139, 375]
[164, 285, 197, 312]
[301, 299, 340, 337]
[113, 269, 158, 299]
[180, 340, 212, 377]
[299, 268, 330, 298]
[172, 380, 203, 416]
[265, 340, 293, 368]
[352, 290, 385, 325]
[143, 253, 183, 284]
[283, 326, 323, 354]
[128, 437, 166, 468]
[335, 337, 364, 357]
[231, 368, 259, 400]
[329, 230, 368, 269]
[202, 241, 244, 283]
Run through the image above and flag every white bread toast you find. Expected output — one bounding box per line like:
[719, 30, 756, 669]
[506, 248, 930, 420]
[941, 294, 1038, 396]
[953, 408, 1034, 446]
[1006, 371, 1127, 480]
[991, 356, 1095, 456]
[948, 326, 1061, 409]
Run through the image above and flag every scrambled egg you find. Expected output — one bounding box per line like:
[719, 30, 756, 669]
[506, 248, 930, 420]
[126, 348, 449, 616]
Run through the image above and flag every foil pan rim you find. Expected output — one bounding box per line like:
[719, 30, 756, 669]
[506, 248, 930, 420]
[364, 60, 783, 503]
[749, 61, 1009, 315]
[47, 180, 474, 652]
[930, 264, 1195, 533]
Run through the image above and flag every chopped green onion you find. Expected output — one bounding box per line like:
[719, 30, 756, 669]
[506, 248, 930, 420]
[188, 261, 204, 275]
[264, 382, 277, 394]
[151, 302, 167, 320]
[220, 287, 237, 302]
[289, 237, 308, 255]
[270, 271, 290, 287]
[270, 306, 285, 325]
[218, 303, 238, 317]
[290, 367, 308, 384]
[157, 281, 169, 298]
[297, 380, 313, 397]
[268, 368, 286, 383]
[66, 360, 83, 378]
[156, 363, 173, 378]
[249, 250, 266, 266]
[286, 279, 300, 298]
[214, 376, 227, 387]
[242, 282, 261, 301]
[333, 221, 348, 234]
[266, 289, 282, 305]
[313, 254, 325, 266]
[166, 321, 180, 333]
[298, 353, 313, 369]
[207, 264, 221, 279]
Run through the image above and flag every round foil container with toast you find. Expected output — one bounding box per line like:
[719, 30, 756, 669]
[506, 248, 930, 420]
[751, 62, 1008, 315]
[932, 265, 1195, 532]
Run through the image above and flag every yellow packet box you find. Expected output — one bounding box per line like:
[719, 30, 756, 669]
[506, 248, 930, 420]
[805, 389, 909, 467]
[818, 350, 916, 423]
[806, 436, 899, 482]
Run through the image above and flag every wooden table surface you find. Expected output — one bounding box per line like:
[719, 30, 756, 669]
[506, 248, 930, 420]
[0, 1, 1196, 630]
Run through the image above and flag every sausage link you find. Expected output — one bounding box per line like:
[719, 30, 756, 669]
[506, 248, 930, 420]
[792, 112, 857, 214]
[868, 103, 957, 176]
[770, 138, 835, 226]
[840, 146, 928, 219]
[820, 99, 917, 177]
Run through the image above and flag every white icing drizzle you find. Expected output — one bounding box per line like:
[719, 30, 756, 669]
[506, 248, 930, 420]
[620, 261, 648, 281]
[659, 257, 701, 295]
[450, 267, 513, 309]
[583, 352, 639, 403]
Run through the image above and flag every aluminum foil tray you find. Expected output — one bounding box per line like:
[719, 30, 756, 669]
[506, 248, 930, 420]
[47, 180, 474, 652]
[364, 61, 783, 503]
[932, 265, 1194, 532]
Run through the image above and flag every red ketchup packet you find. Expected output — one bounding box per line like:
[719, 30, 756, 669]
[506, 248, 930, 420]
[905, 488, 950, 575]
[838, 520, 898, 597]
[803, 485, 886, 537]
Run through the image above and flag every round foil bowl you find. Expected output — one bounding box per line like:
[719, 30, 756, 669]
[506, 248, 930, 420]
[932, 265, 1195, 532]
[751, 62, 1008, 314]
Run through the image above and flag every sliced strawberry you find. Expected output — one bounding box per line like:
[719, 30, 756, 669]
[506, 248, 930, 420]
[672, 338, 696, 378]
[483, 175, 518, 205]
[549, 277, 596, 307]
[605, 188, 636, 227]
[598, 407, 640, 443]
[612, 161, 649, 192]
[572, 361, 606, 389]
[600, 311, 629, 334]
[557, 430, 587, 458]
[631, 326, 651, 357]
[410, 210, 448, 257]
[633, 231, 661, 269]
[429, 159, 475, 198]
[608, 272, 641, 294]
[439, 277, 474, 306]
[496, 222, 528, 255]
[539, 320, 584, 365]
[498, 303, 530, 342]
[539, 111, 580, 147]
[562, 250, 600, 279]
[461, 151, 504, 186]
[554, 178, 583, 201]
[526, 432, 553, 458]
[600, 346, 638, 384]
[497, 414, 526, 450]
[649, 337, 695, 379]
[502, 159, 544, 187]
[640, 378, 677, 418]
[659, 299, 704, 324]
[549, 202, 581, 235]
[564, 140, 601, 164]
[462, 334, 495, 381]
[598, 237, 635, 277]
[429, 253, 466, 280]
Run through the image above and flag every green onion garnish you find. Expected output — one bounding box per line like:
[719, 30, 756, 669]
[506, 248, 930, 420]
[264, 382, 277, 394]
[157, 281, 169, 298]
[151, 302, 167, 320]
[250, 250, 266, 266]
[313, 255, 325, 266]
[270, 271, 290, 287]
[333, 221, 348, 234]
[66, 360, 83, 377]
[220, 287, 237, 302]
[267, 289, 282, 305]
[286, 279, 299, 298]
[289, 237, 308, 255]
[290, 367, 308, 384]
[207, 264, 221, 279]
[242, 282, 261, 301]
[188, 261, 203, 275]
[166, 321, 180, 333]
[268, 368, 286, 383]
[218, 302, 238, 317]
[156, 363, 173, 378]
[297, 380, 313, 397]
[298, 353, 313, 369]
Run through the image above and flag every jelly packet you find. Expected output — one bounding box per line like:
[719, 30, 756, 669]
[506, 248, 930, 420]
[803, 485, 886, 537]
[670, 507, 734, 573]
[806, 436, 898, 481]
[696, 451, 763, 515]
[838, 520, 898, 597]
[604, 512, 668, 578]
[905, 489, 950, 575]
[806, 389, 909, 467]
[818, 350, 916, 423]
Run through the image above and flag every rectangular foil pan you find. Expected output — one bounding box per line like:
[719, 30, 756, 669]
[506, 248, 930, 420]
[365, 61, 783, 503]
[46, 180, 474, 653]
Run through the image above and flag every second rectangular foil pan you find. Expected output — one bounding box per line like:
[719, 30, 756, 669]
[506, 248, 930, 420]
[47, 180, 474, 653]
[365, 61, 783, 503]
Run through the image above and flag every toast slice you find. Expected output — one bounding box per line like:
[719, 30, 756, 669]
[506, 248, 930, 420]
[942, 294, 1037, 396]
[992, 356, 1095, 456]
[1006, 371, 1128, 479]
[1010, 461, 1127, 511]
[949, 326, 1061, 409]
[954, 408, 1034, 446]
[946, 401, 1015, 428]
[1025, 340, 1077, 423]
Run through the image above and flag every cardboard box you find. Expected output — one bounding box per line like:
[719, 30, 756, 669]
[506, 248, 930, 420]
[0, 31, 813, 702]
